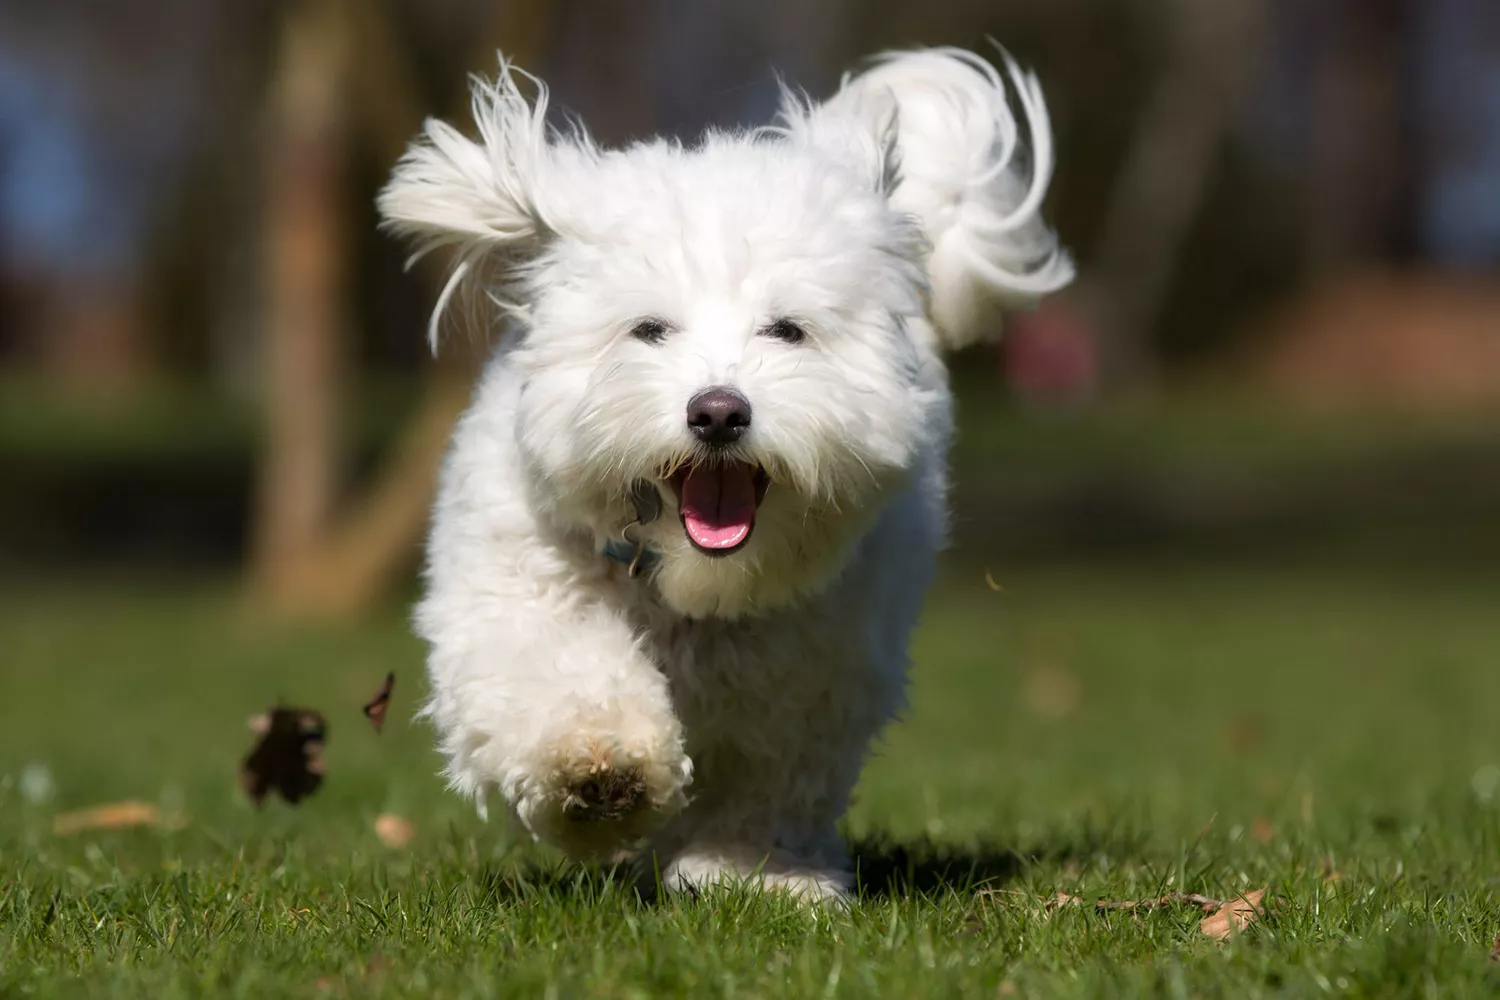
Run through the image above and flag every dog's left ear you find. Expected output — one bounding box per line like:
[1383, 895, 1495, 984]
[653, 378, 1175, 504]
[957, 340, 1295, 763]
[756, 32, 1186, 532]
[379, 58, 570, 348]
[784, 47, 1074, 353]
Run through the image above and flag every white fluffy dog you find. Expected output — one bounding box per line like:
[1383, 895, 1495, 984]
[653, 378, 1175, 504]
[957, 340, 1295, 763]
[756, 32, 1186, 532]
[379, 46, 1072, 901]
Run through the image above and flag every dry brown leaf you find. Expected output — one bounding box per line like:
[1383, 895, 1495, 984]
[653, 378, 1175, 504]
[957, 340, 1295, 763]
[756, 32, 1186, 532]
[53, 800, 161, 835]
[997, 981, 1018, 996]
[1489, 934, 1500, 963]
[1047, 891, 1081, 910]
[1199, 888, 1269, 940]
[1249, 816, 1278, 844]
[363, 672, 395, 734]
[373, 813, 415, 848]
[241, 707, 328, 806]
[1224, 715, 1264, 754]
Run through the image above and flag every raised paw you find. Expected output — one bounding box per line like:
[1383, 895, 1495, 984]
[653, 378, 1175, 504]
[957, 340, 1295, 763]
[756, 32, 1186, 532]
[562, 764, 647, 823]
[516, 728, 691, 859]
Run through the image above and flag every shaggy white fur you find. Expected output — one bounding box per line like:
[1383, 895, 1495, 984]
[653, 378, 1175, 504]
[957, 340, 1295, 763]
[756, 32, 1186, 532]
[379, 46, 1072, 901]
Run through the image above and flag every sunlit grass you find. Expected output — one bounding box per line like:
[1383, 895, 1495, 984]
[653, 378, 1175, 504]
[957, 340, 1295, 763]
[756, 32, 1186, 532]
[3, 567, 1499, 997]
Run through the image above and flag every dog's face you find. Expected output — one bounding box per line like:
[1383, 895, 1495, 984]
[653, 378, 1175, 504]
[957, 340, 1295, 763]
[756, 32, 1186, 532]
[382, 53, 1072, 618]
[504, 137, 946, 616]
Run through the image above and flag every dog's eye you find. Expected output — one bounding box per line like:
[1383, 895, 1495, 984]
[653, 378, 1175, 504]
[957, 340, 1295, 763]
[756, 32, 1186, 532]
[631, 319, 669, 345]
[763, 319, 807, 345]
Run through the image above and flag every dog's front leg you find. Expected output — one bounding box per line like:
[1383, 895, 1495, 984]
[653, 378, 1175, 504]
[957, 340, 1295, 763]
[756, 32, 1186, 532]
[651, 740, 871, 905]
[420, 590, 691, 860]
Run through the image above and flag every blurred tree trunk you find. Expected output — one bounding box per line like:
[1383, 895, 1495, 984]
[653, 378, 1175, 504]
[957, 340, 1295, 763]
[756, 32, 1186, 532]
[249, 0, 352, 606]
[270, 359, 475, 616]
[247, 0, 551, 617]
[1082, 0, 1268, 390]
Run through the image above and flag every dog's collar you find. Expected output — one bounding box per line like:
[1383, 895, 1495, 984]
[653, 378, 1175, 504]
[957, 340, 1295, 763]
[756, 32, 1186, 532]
[602, 537, 659, 577]
[603, 478, 664, 578]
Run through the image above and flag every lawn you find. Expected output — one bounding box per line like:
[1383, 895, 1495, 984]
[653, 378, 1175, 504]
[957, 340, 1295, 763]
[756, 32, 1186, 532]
[3, 563, 1499, 998]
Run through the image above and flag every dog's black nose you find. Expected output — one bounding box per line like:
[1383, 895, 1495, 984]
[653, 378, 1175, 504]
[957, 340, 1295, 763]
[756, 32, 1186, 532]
[686, 388, 751, 446]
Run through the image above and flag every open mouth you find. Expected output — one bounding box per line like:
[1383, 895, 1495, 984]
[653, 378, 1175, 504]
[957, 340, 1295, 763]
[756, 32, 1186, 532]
[669, 460, 771, 557]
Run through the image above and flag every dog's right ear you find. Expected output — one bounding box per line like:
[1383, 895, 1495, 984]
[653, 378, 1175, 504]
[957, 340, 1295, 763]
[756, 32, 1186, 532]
[378, 58, 569, 349]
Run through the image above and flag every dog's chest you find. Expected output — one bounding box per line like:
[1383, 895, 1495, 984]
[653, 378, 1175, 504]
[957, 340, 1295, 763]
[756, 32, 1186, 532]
[635, 604, 867, 746]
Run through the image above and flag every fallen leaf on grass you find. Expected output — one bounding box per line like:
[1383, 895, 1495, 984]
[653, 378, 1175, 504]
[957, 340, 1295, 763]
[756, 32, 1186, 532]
[1249, 816, 1278, 844]
[362, 672, 395, 734]
[1199, 888, 1269, 940]
[53, 800, 161, 835]
[1489, 934, 1500, 963]
[241, 707, 327, 806]
[1016, 887, 1271, 938]
[1223, 715, 1264, 754]
[374, 813, 415, 848]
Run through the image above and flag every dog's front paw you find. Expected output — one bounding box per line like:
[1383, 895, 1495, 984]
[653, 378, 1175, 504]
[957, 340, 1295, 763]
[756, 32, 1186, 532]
[561, 757, 652, 823]
[519, 725, 691, 859]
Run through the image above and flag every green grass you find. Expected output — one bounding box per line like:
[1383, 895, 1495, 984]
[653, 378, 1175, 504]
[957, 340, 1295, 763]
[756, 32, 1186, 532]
[3, 568, 1500, 997]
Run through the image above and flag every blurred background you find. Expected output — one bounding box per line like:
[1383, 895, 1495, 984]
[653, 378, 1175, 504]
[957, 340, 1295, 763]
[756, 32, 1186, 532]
[2, 0, 1498, 613]
[6, 9, 1500, 969]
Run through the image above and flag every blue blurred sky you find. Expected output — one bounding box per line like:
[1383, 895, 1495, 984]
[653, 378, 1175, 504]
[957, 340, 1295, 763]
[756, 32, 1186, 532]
[0, 53, 137, 276]
[1415, 0, 1500, 265]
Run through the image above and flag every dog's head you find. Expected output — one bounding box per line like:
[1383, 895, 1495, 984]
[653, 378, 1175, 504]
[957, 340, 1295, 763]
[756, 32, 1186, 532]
[381, 52, 1071, 618]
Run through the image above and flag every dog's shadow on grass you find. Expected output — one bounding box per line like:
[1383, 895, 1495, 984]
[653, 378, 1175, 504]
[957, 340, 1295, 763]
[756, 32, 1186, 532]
[849, 836, 1031, 900]
[475, 833, 1116, 905]
[850, 827, 1153, 900]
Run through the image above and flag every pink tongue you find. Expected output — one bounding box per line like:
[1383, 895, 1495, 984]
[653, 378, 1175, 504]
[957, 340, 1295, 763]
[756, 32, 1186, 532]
[679, 463, 758, 550]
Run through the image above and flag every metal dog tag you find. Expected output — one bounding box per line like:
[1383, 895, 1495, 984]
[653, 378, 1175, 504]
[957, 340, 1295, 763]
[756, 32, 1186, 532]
[628, 479, 662, 526]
